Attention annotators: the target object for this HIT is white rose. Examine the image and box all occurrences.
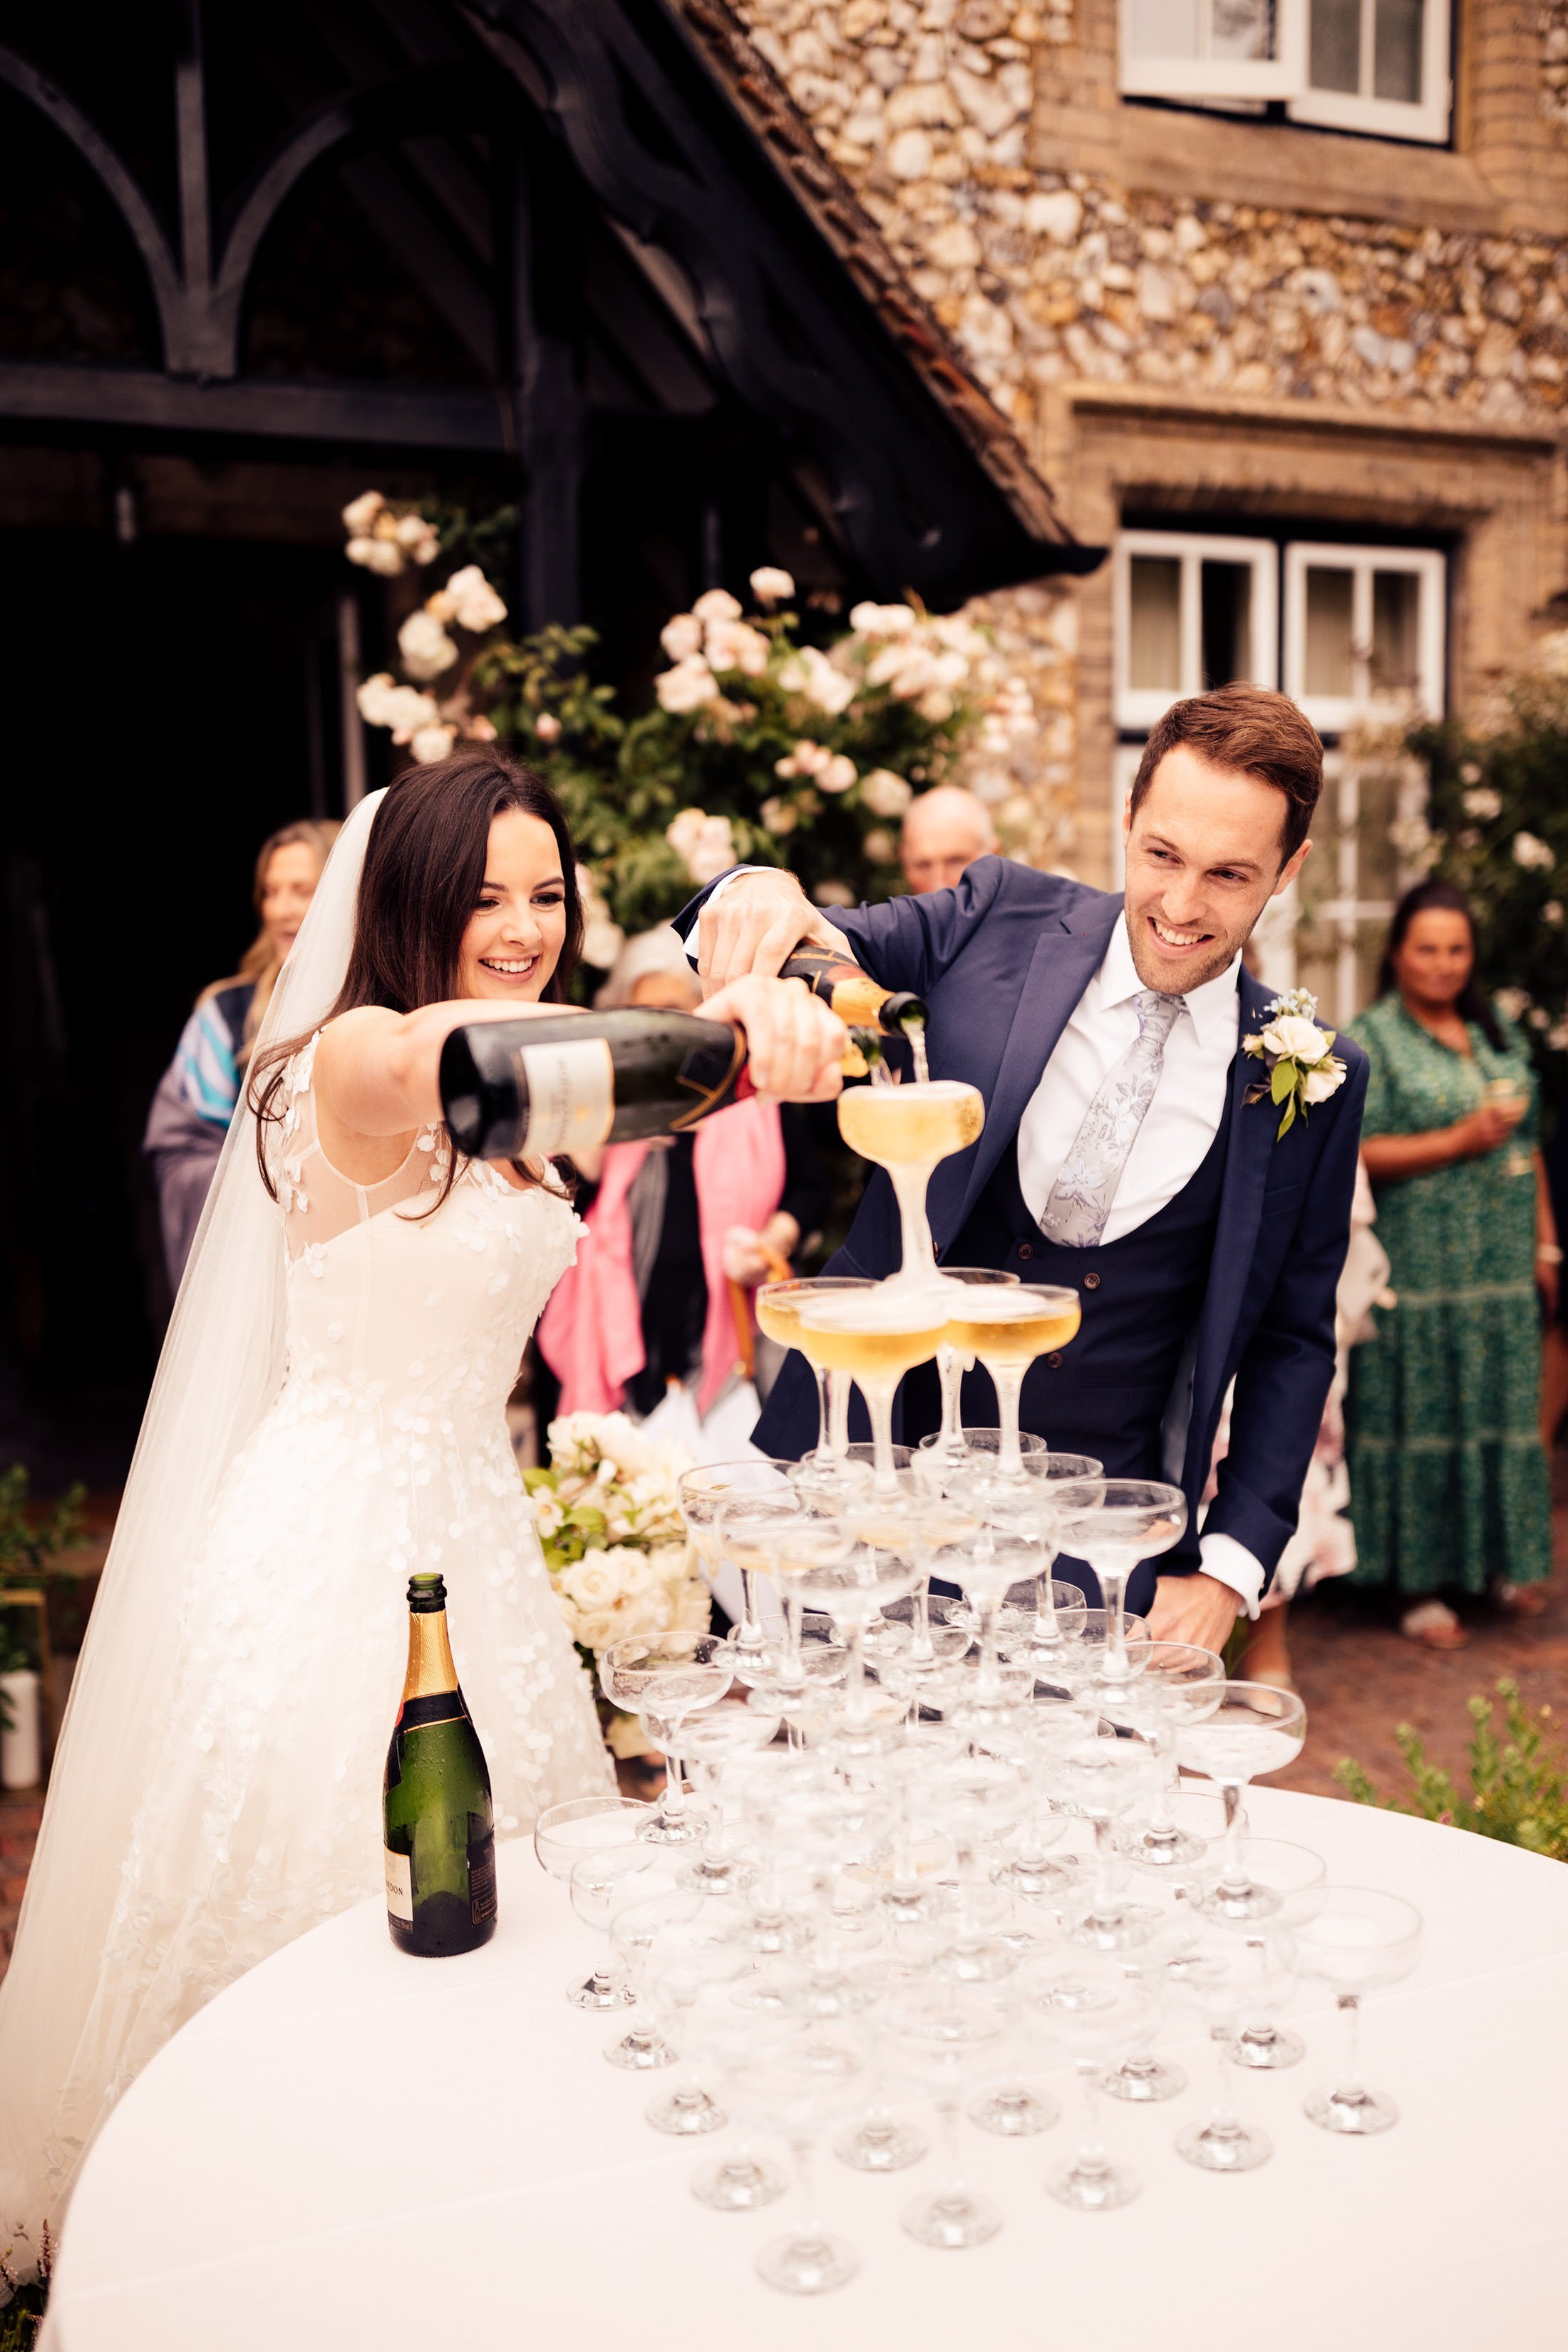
[692,587,743,624]
[341,490,384,536]
[669,1575,713,1633]
[790,646,857,716]
[859,768,912,817]
[656,655,719,713]
[560,1549,627,1612]
[760,795,798,835]
[660,612,703,661]
[1461,787,1502,820]
[1514,831,1557,872]
[820,754,857,795]
[397,609,458,681]
[749,566,795,605]
[582,917,625,969]
[535,711,561,743]
[1260,1014,1330,1063]
[705,619,770,676]
[1301,1059,1346,1104]
[569,1607,621,1654]
[411,723,457,763]
[532,1493,564,1537]
[346,534,403,577]
[849,601,916,637]
[666,808,736,884]
[429,564,507,633]
[356,677,439,742]
[813,880,855,907]
[864,828,896,863]
[1543,902,1564,927]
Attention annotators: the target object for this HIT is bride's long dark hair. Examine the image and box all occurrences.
[252,751,584,1200]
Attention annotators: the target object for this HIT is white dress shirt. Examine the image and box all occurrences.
[687,886,1264,1611]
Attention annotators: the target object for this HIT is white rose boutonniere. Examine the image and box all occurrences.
[1242,988,1348,1139]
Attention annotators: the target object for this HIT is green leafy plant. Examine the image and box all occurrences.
[0,2221,53,2351]
[0,1468,83,1589]
[1335,1678,1568,1860]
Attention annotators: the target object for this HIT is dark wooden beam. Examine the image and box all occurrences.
[0,365,510,451]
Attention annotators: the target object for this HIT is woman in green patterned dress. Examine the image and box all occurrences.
[1346,881,1559,1646]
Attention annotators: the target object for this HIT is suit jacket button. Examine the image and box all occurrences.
[1083,1271,1100,1290]
[1016,1242,1033,1261]
[1046,1351,1063,1369]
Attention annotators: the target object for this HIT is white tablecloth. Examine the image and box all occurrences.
[45,1788,1568,2352]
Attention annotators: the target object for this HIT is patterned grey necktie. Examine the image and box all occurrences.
[1038,991,1184,1247]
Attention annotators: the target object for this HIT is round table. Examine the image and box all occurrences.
[43,1788,1568,2352]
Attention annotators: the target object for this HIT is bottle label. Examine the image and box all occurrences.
[518,1037,615,1158]
[468,1827,498,1927]
[384,1846,413,1924]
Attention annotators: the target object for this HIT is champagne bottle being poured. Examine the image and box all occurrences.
[383,1572,497,1956]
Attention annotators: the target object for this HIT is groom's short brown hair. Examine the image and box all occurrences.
[1130,684,1324,865]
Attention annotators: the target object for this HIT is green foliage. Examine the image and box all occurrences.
[1405,657,1568,1109]
[0,1468,83,1588]
[1334,1678,1568,1860]
[0,2222,52,2351]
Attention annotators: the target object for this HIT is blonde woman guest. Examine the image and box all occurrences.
[143,820,339,1284]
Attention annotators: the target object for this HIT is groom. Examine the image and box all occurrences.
[681,683,1368,1654]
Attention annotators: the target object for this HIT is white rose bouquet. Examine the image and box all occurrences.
[1242,989,1348,1139]
[523,1413,709,1753]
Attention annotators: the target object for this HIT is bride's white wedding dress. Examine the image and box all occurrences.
[0,1023,611,2241]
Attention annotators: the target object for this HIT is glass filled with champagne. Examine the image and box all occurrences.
[755,1275,877,1463]
[797,1288,951,1492]
[837,1078,984,1291]
[383,1572,497,1956]
[940,1285,1082,1475]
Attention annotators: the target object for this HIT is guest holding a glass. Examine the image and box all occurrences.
[1346,880,1557,1647]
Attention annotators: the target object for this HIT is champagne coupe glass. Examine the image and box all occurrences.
[1097,1642,1225,1872]
[569,1847,677,2070]
[734,2023,872,2294]
[921,1750,1032,1982]
[626,1891,751,2136]
[679,1458,793,1656]
[717,1492,852,1731]
[1053,1735,1164,1953]
[1228,1926,1307,2072]
[938,1286,1082,1474]
[533,1795,656,2006]
[1174,1682,1308,1923]
[1050,1479,1187,1682]
[1294,1887,1423,2135]
[1014,1451,1103,1656]
[1059,1607,1152,1689]
[1023,1948,1153,2212]
[916,1487,1033,1695]
[600,1630,733,1846]
[684,1983,793,2211]
[757,1276,877,1465]
[788,1517,924,1728]
[880,1982,1012,2249]
[922,1267,1020,1463]
[989,1680,1089,1903]
[1170,1931,1278,2174]
[1098,1956,1184,2105]
[676,1699,784,1894]
[836,1076,985,1294]
[797,1288,951,1492]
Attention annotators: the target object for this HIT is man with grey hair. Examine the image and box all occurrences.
[899,785,999,894]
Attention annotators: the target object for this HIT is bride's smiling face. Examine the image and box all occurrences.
[456,809,569,1000]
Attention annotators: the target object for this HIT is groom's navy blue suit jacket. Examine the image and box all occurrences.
[680,859,1368,1595]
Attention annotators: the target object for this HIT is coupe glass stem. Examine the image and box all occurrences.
[789,2135,827,2257]
[1335,1993,1365,2100]
[981,1357,1025,1473]
[888,1160,939,1287]
[936,1345,963,1453]
[1098,1560,1130,1676]
[1076,2061,1105,2177]
[1032,1545,1061,1644]
[909,1579,936,1668]
[1090,1817,1118,1924]
[778,1593,808,1747]
[860,1375,901,1492]
[842,1620,870,1721]
[736,1566,764,1654]
[1219,1778,1249,1891]
[936,2095,964,2202]
[1209,2025,1239,2134]
[828,1371,850,1458]
[811,1363,834,1466]
[1143,1723,1180,1837]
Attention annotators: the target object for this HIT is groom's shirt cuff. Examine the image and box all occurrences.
[678,867,769,964]
[1197,1532,1265,1619]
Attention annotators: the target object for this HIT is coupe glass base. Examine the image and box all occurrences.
[756,2230,860,2294]
[1120,1826,1208,1870]
[646,2086,727,2135]
[1231,2026,1304,2070]
[637,1812,707,1848]
[602,2029,676,2071]
[899,2186,1004,2249]
[968,2086,1058,2137]
[691,2152,788,2211]
[1100,2056,1185,2104]
[993,1855,1080,1901]
[1046,2155,1140,2212]
[676,1857,754,1897]
[1190,1877,1281,1925]
[1177,2118,1272,2172]
[566,1972,634,2011]
[1305,2084,1400,2135]
[1062,1902,1162,1954]
[834,2116,927,2172]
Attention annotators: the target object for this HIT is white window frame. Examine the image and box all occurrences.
[1113,529,1279,733]
[1282,543,1445,737]
[1120,0,1306,100]
[1121,0,1450,145]
[1288,0,1451,145]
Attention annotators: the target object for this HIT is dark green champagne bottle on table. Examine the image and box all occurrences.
[383,1573,497,1956]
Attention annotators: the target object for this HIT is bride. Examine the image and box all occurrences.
[0,751,845,2244]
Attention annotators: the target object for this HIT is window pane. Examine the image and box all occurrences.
[1212,0,1276,62]
[1128,557,1182,693]
[1373,0,1423,103]
[1370,570,1421,698]
[1309,0,1361,91]
[1304,567,1355,698]
[1200,560,1254,688]
[1126,0,1200,58]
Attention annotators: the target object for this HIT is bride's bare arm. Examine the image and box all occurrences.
[312,978,848,1151]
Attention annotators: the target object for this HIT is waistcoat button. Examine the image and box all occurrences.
[1083,1271,1100,1290]
[1046,1351,1063,1369]
[1016,1241,1033,1260]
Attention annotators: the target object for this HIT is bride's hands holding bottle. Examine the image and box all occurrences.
[699,974,845,1103]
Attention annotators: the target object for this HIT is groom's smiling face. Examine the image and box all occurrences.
[1122,745,1312,997]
